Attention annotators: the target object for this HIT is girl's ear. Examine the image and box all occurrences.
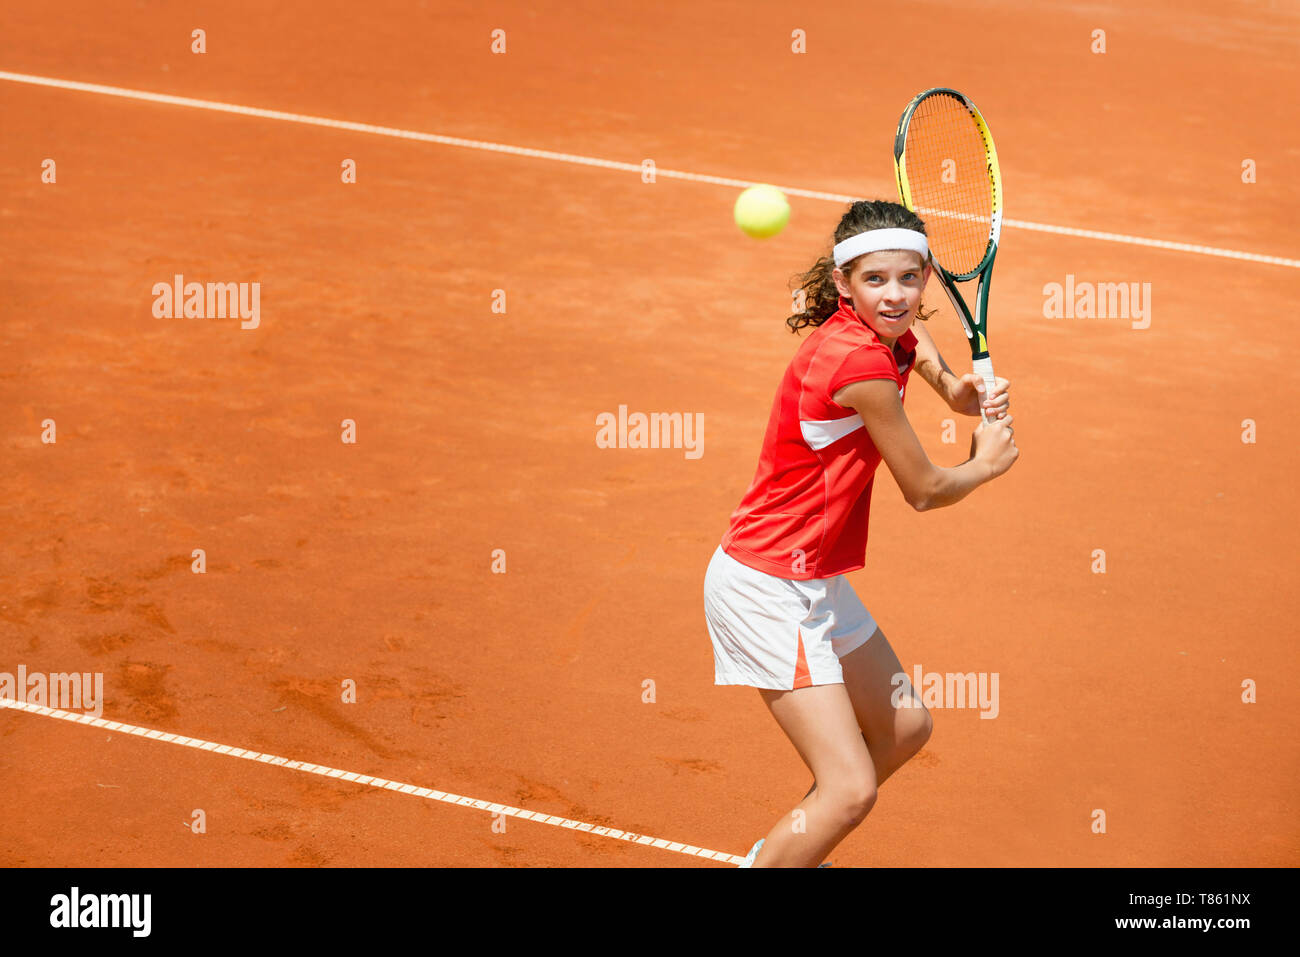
[831,266,851,297]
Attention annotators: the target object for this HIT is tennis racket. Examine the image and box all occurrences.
[893,87,1004,425]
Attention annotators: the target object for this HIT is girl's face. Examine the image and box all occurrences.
[832,250,931,342]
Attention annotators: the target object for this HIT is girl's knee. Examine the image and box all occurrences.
[824,778,877,826]
[913,707,933,747]
[879,708,932,774]
[844,784,878,825]
[901,706,933,755]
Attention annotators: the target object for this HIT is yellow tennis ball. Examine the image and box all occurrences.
[734,184,790,239]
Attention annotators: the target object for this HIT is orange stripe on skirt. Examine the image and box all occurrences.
[792,628,812,689]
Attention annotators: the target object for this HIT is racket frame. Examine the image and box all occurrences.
[893,87,1004,422]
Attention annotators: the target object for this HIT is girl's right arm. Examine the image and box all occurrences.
[832,378,1018,512]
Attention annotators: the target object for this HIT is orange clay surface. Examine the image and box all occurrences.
[1,0,1297,866]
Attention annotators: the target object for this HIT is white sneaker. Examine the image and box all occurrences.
[739,838,832,867]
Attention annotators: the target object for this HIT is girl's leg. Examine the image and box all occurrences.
[749,682,878,868]
[840,626,932,786]
[800,628,933,800]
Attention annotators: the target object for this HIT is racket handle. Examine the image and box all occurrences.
[972,355,998,425]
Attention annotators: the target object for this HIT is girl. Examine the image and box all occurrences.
[703,200,1018,868]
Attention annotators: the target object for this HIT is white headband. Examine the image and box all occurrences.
[833,228,929,268]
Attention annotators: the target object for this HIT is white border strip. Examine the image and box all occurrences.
[1,69,1296,269]
[0,696,743,865]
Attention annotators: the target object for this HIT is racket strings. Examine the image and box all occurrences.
[904,94,994,276]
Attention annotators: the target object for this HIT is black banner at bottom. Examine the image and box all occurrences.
[0,866,1284,943]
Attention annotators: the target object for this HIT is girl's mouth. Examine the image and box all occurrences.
[879,310,908,320]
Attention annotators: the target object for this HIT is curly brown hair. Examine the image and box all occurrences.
[786,200,936,334]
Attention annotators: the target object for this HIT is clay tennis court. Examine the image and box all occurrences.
[2,0,1296,868]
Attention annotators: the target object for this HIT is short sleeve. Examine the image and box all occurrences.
[827,344,898,400]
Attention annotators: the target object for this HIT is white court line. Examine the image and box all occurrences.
[0,697,743,866]
[2,69,1297,270]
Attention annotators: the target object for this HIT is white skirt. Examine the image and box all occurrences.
[703,545,878,690]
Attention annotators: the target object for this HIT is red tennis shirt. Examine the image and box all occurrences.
[720,297,919,580]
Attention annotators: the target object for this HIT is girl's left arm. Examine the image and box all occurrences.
[911,320,959,403]
[911,320,1010,419]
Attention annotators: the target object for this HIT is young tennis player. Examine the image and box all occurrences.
[704,200,1018,868]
